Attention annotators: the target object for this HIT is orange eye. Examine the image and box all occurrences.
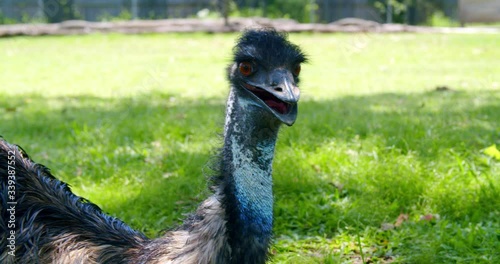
[239,62,253,76]
[293,64,301,76]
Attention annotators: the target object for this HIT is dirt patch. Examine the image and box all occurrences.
[1,17,499,37]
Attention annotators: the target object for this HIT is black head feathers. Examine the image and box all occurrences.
[233,28,307,70]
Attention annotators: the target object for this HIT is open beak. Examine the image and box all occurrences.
[241,69,300,126]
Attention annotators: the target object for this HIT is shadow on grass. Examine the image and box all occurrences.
[0,89,499,236]
[294,90,500,158]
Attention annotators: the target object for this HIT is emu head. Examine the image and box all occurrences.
[228,28,307,126]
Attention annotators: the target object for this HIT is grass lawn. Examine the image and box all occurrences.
[1,32,499,263]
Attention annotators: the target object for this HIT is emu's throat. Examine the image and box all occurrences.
[221,88,281,260]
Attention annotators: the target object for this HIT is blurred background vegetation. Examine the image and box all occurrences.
[0,0,482,27]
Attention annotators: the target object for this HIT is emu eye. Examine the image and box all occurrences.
[239,62,253,76]
[293,64,301,76]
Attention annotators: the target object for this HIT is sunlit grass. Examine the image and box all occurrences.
[1,32,499,263]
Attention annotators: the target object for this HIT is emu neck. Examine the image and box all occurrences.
[221,88,280,262]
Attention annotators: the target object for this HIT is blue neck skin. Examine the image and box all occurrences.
[220,88,281,262]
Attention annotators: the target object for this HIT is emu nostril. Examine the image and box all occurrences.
[274,87,283,92]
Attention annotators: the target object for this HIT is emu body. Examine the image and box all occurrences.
[0,29,306,264]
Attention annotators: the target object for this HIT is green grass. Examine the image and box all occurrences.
[1,32,499,263]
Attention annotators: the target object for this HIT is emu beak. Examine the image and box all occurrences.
[242,69,300,126]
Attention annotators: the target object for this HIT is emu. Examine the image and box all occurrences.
[0,28,306,264]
